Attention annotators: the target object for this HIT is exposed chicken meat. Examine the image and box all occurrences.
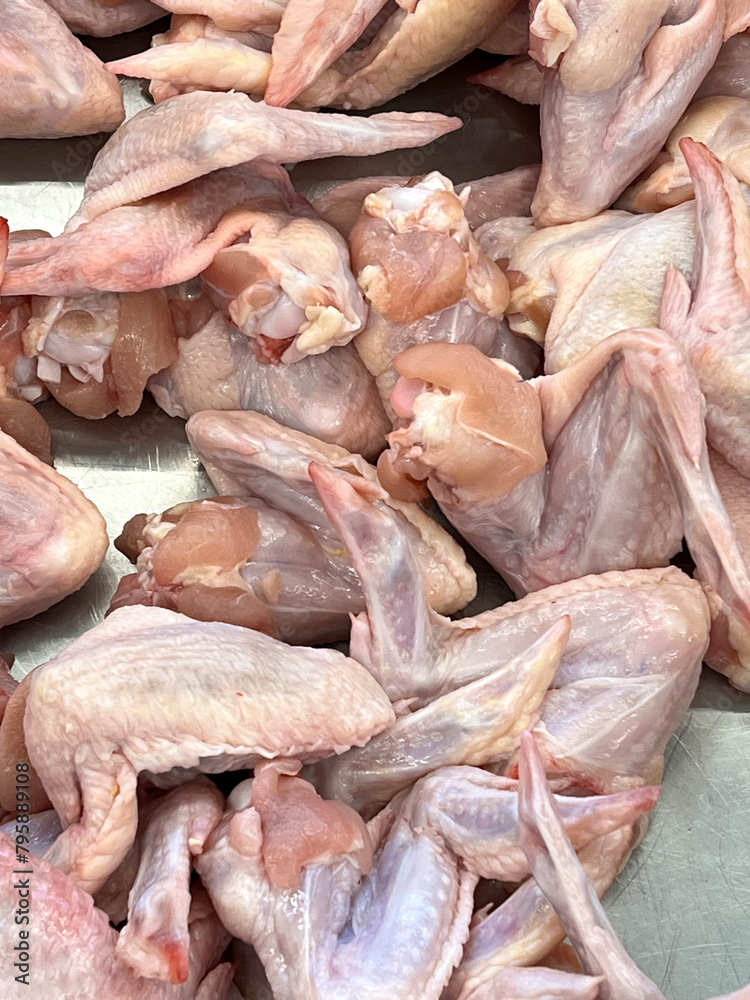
[311,165,540,240]
[310,463,707,793]
[24,605,394,893]
[201,209,367,364]
[2,164,303,298]
[149,312,390,459]
[184,408,476,615]
[0,0,124,139]
[381,336,750,688]
[197,763,656,1000]
[530,0,726,225]
[0,395,52,464]
[0,427,108,629]
[619,97,750,212]
[24,289,178,418]
[349,172,510,419]
[0,832,231,1000]
[45,0,167,36]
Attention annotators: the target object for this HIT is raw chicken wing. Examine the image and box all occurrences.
[1,0,124,139]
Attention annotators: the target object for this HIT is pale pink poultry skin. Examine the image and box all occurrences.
[506,198,701,370]
[618,96,750,213]
[196,763,656,1000]
[530,0,726,225]
[45,0,166,36]
[70,91,461,226]
[113,409,474,641]
[2,164,304,298]
[447,823,642,999]
[155,0,288,32]
[0,0,124,139]
[310,0,520,110]
[310,464,708,795]
[264,0,389,108]
[470,55,545,106]
[516,731,750,1000]
[24,605,394,895]
[0,832,231,1000]
[143,14,275,104]
[518,732,666,1000]
[659,138,750,479]
[116,781,225,985]
[0,427,108,628]
[149,312,391,460]
[381,336,750,689]
[349,173,510,420]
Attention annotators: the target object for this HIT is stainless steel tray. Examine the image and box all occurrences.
[1,21,748,997]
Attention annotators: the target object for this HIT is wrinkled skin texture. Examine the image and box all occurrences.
[350,173,510,420]
[2,163,305,298]
[117,409,477,642]
[382,335,750,688]
[506,198,702,369]
[264,0,389,108]
[45,0,166,36]
[116,781,225,984]
[0,427,108,628]
[619,96,750,212]
[69,91,461,226]
[24,289,178,418]
[0,0,124,138]
[326,0,520,110]
[659,139,750,479]
[149,311,391,460]
[201,208,367,364]
[197,765,655,1000]
[530,0,725,225]
[197,775,476,1000]
[310,463,708,793]
[24,605,394,894]
[0,832,231,1000]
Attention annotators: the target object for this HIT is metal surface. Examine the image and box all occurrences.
[0,25,748,999]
